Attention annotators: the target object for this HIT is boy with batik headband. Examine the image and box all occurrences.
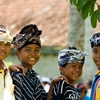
[11,24,67,100]
[0,25,15,100]
[11,24,57,100]
[90,32,100,100]
[51,46,87,100]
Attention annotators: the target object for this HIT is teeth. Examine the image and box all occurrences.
[29,58,35,60]
[75,74,78,76]
[96,60,100,64]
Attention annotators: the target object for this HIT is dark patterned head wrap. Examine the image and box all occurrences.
[58,46,87,67]
[12,24,42,50]
[90,32,100,48]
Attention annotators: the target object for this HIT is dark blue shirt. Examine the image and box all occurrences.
[11,68,47,100]
[51,80,80,100]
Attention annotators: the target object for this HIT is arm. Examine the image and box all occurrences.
[9,64,26,76]
[11,72,23,100]
[47,75,68,100]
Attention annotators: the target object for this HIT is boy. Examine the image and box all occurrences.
[0,25,15,100]
[90,32,100,100]
[11,24,65,100]
[51,46,87,100]
[11,24,47,100]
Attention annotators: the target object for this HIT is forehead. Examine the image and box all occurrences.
[66,63,83,67]
[0,41,10,44]
[23,44,40,49]
[93,46,100,50]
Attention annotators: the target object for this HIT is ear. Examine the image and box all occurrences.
[59,67,64,75]
[14,50,19,57]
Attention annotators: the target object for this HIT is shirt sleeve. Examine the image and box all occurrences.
[11,72,24,100]
[51,83,58,100]
[35,77,47,100]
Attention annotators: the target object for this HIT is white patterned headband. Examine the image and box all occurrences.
[0,26,12,43]
[90,32,100,48]
[58,47,87,67]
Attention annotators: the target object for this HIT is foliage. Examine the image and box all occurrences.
[69,0,100,28]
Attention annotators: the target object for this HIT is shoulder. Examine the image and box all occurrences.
[11,70,24,80]
[53,80,70,91]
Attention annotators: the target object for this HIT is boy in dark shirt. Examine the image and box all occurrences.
[51,46,87,100]
[11,24,47,100]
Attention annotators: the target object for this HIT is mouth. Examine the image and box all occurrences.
[95,59,100,64]
[29,58,36,61]
[0,52,6,55]
[73,73,80,78]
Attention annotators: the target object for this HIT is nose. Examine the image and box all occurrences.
[75,66,82,72]
[96,52,100,58]
[31,51,36,55]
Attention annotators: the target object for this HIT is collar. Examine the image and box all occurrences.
[26,68,37,76]
[96,70,100,75]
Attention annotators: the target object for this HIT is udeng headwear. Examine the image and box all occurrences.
[0,25,12,43]
[58,47,87,67]
[12,24,42,50]
[90,32,100,48]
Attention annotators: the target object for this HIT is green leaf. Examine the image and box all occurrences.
[70,0,73,4]
[91,10,99,28]
[97,9,100,22]
[70,0,77,5]
[89,1,95,15]
[77,0,84,12]
[98,5,100,9]
[81,1,92,19]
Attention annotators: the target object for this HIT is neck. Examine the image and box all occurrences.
[21,63,32,70]
[0,60,5,70]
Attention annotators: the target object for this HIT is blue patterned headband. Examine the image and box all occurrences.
[58,47,87,67]
[90,32,100,48]
[12,24,42,50]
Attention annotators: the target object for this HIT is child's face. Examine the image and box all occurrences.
[0,42,11,60]
[15,44,40,70]
[92,46,100,69]
[60,63,83,84]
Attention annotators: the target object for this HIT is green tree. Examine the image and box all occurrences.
[69,0,100,28]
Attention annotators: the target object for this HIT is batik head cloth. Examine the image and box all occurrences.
[12,24,42,50]
[90,32,100,48]
[58,47,87,67]
[0,25,12,43]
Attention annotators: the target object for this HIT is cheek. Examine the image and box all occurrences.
[37,53,40,58]
[63,68,70,75]
[6,48,11,54]
[92,54,96,61]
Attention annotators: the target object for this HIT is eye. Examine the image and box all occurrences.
[78,66,83,70]
[5,42,11,46]
[35,49,40,53]
[92,50,98,54]
[25,48,31,52]
[71,64,76,69]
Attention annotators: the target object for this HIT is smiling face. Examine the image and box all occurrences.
[92,46,100,69]
[15,44,41,70]
[59,63,83,85]
[0,42,11,60]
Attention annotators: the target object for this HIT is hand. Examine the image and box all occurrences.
[51,75,69,85]
[9,64,26,76]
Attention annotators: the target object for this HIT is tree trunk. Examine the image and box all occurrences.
[68,4,96,81]
[68,4,85,51]
[83,17,96,81]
